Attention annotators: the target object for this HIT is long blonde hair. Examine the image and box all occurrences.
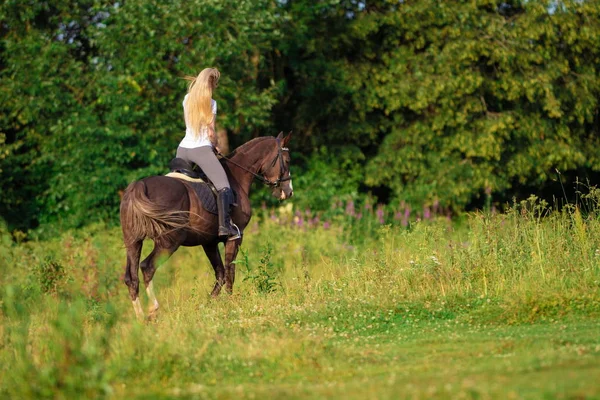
[184,68,220,139]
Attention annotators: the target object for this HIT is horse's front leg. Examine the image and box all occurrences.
[203,243,226,297]
[224,238,242,294]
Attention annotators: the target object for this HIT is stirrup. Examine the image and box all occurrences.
[219,223,241,241]
[228,223,241,241]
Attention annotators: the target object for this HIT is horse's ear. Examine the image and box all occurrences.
[276,131,284,140]
[283,131,292,146]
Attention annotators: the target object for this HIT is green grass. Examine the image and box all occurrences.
[1,199,600,399]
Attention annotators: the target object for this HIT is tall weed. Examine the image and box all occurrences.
[0,193,600,397]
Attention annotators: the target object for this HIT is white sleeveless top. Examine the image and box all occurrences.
[178,94,217,149]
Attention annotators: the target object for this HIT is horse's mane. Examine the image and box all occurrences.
[227,136,274,158]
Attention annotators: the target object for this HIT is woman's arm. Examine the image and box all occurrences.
[209,118,219,150]
[209,99,219,149]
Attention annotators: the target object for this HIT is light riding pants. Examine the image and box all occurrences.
[176,146,230,190]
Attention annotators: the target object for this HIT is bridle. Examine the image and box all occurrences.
[265,138,292,187]
[219,138,291,188]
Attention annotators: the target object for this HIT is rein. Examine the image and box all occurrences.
[219,138,290,187]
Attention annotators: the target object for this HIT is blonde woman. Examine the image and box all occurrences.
[176,67,240,240]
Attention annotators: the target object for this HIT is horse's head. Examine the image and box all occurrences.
[261,132,293,200]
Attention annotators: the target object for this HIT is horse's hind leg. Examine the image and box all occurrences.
[123,240,144,320]
[141,240,179,317]
[202,243,226,297]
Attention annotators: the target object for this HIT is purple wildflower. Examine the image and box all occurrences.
[423,206,431,220]
[402,207,410,227]
[376,204,385,224]
[345,200,355,216]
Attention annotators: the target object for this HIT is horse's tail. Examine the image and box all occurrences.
[120,180,191,246]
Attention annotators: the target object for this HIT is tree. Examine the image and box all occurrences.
[0,0,286,232]
[281,0,600,211]
[3,0,600,233]
[0,0,103,231]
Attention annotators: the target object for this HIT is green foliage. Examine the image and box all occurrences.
[293,146,365,212]
[282,0,600,211]
[34,257,67,295]
[4,0,600,234]
[1,292,117,399]
[241,243,281,294]
[1,206,600,397]
[0,0,285,232]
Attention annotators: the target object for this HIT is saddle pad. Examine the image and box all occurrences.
[187,181,218,215]
[165,172,205,183]
[165,173,218,215]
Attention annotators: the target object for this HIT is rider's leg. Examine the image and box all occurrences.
[176,146,240,240]
[216,186,240,239]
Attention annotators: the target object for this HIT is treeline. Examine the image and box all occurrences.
[2,0,600,234]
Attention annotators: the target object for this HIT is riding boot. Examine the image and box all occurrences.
[217,187,241,240]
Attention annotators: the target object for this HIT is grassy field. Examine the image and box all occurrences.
[1,198,600,399]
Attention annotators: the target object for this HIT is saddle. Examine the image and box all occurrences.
[166,158,236,215]
[169,158,204,180]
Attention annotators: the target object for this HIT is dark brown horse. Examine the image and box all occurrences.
[120,133,293,319]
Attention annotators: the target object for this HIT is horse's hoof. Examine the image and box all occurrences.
[148,303,159,318]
